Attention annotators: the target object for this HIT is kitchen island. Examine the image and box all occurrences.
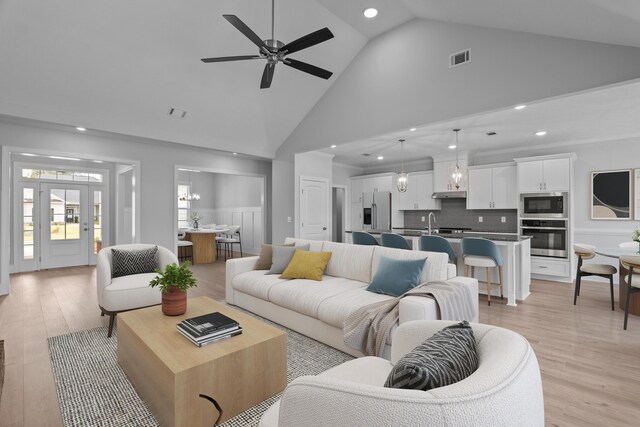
[345,230,531,307]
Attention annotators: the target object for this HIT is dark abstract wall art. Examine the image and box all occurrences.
[591,169,631,220]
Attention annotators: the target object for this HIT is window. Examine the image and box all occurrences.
[23,188,34,260]
[50,189,80,240]
[177,184,190,228]
[21,168,103,183]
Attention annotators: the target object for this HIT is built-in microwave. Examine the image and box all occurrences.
[520,192,568,218]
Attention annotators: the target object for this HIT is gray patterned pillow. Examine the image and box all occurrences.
[111,246,159,278]
[384,321,478,391]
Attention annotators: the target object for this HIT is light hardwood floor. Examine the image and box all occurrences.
[1,258,639,426]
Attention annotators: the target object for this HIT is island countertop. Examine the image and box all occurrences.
[345,230,531,243]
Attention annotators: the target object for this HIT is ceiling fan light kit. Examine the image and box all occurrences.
[201,0,334,89]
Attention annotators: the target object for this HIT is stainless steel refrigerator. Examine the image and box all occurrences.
[362,191,392,232]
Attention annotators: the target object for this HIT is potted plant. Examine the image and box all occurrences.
[149,261,197,315]
[95,237,102,253]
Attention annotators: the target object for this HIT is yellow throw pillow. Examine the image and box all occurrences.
[280,250,332,281]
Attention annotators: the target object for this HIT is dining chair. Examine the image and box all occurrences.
[217,225,242,260]
[573,244,616,310]
[621,255,640,330]
[419,235,457,263]
[461,237,503,306]
[177,230,193,263]
[619,241,638,249]
[573,243,618,310]
[352,231,379,246]
[380,232,411,250]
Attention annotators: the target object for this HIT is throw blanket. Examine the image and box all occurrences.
[343,281,476,357]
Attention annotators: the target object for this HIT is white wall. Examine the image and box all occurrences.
[332,163,363,187]
[0,118,272,294]
[178,171,263,211]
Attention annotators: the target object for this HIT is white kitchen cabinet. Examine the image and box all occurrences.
[434,159,468,192]
[350,202,363,231]
[350,178,363,203]
[396,172,441,210]
[467,165,517,210]
[517,158,570,192]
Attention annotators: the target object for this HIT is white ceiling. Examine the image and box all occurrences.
[323,80,640,168]
[2,0,640,159]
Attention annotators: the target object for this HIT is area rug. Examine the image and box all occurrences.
[48,317,353,427]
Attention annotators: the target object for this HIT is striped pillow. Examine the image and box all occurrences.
[384,321,478,391]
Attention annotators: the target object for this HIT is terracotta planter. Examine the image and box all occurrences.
[162,286,187,316]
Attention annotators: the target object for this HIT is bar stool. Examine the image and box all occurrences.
[177,230,193,263]
[380,232,411,250]
[352,231,379,246]
[419,235,457,263]
[621,255,640,330]
[461,237,503,306]
[573,244,616,310]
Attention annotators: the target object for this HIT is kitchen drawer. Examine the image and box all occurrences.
[531,257,570,277]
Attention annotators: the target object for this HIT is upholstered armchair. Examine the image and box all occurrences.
[260,320,544,427]
[96,244,178,337]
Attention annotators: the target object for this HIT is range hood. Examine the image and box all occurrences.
[431,191,467,199]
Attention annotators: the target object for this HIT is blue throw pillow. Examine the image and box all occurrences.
[366,255,427,297]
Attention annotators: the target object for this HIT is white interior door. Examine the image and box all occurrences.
[300,177,329,241]
[40,183,89,268]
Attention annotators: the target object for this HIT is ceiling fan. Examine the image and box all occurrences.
[201,0,334,89]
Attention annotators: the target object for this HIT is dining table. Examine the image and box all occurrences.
[184,228,229,264]
[595,246,640,315]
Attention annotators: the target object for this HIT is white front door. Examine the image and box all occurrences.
[40,183,89,268]
[300,177,329,241]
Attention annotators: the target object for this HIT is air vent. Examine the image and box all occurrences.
[449,49,470,68]
[362,153,371,157]
[168,108,187,118]
[487,132,497,136]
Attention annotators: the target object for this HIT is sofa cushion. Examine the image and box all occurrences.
[267,244,310,274]
[384,321,478,391]
[111,246,159,278]
[280,250,332,281]
[284,237,324,252]
[321,241,375,283]
[101,273,161,311]
[267,276,365,319]
[372,247,449,283]
[232,270,290,300]
[317,287,394,329]
[366,255,427,297]
[255,243,295,270]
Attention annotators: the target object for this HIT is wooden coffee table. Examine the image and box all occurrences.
[117,297,287,426]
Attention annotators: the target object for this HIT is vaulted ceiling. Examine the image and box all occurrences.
[2,0,640,160]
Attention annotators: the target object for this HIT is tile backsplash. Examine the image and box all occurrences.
[403,199,517,232]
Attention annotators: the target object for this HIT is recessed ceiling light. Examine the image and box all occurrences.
[514,105,526,110]
[535,131,547,136]
[363,8,378,18]
[233,152,238,155]
[330,145,337,148]
[76,127,86,132]
[49,155,81,161]
[178,168,201,172]
[409,128,417,132]
[92,160,104,163]
[21,153,37,157]
[377,156,384,160]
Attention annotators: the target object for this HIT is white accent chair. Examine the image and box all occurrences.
[216,225,242,260]
[96,244,178,337]
[260,320,544,427]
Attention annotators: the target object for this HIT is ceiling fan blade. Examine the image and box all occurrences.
[260,63,275,89]
[223,14,269,53]
[284,58,333,80]
[280,27,334,55]
[201,55,261,63]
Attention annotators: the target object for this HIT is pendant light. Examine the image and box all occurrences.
[452,129,463,189]
[397,139,408,193]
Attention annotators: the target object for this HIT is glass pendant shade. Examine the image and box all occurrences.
[397,171,408,193]
[396,139,408,193]
[452,129,463,189]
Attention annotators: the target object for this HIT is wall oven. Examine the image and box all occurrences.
[520,192,568,218]
[520,219,568,258]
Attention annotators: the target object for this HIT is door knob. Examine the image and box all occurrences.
[323,227,327,230]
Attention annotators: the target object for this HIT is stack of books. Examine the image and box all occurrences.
[177,311,242,347]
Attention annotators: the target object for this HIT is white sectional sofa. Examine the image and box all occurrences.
[225,238,479,358]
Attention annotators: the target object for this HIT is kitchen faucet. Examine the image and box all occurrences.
[428,212,436,235]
